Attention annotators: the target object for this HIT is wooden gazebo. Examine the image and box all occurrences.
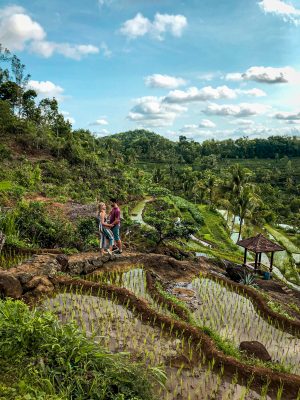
[237,233,284,272]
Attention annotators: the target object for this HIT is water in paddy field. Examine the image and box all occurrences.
[277,224,300,234]
[129,197,153,228]
[42,291,273,400]
[87,267,175,318]
[217,209,300,290]
[182,277,300,374]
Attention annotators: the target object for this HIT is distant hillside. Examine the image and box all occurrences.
[100,130,300,164]
[99,130,178,163]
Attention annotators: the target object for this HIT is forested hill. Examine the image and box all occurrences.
[0,47,299,228]
[100,130,300,164]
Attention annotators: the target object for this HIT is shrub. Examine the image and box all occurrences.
[14,201,77,248]
[0,144,12,160]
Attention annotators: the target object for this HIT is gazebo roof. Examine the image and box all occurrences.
[237,233,284,253]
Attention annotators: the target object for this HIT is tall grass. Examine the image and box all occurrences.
[0,299,162,400]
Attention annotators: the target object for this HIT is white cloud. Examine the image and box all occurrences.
[0,6,45,50]
[30,41,99,60]
[145,74,186,89]
[120,13,187,40]
[93,128,110,136]
[186,124,300,141]
[61,111,75,125]
[179,120,216,134]
[198,72,222,81]
[199,119,216,128]
[120,13,152,39]
[259,0,300,24]
[164,85,237,103]
[225,72,243,81]
[237,88,267,97]
[152,13,187,39]
[180,124,198,131]
[179,124,213,137]
[128,96,187,127]
[89,118,109,126]
[229,119,255,126]
[163,85,265,104]
[0,5,99,60]
[27,80,64,98]
[203,102,269,118]
[274,110,300,120]
[226,66,300,84]
[233,124,300,138]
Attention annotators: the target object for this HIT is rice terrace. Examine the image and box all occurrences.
[1,0,300,399]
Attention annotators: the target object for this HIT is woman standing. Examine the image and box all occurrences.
[98,202,114,256]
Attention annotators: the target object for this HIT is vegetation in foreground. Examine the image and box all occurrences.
[0,299,162,400]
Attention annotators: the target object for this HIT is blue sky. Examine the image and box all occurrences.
[0,0,300,141]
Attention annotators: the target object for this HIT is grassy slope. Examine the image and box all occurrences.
[265,225,300,254]
[158,195,243,263]
[193,205,243,263]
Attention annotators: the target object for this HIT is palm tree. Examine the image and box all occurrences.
[236,185,261,242]
[222,164,252,233]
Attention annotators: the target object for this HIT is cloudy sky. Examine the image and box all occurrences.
[1,0,300,141]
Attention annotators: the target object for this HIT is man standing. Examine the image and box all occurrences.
[109,198,122,254]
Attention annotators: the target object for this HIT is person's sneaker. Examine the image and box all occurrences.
[115,249,123,254]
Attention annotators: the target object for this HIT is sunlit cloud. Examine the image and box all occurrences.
[27,80,64,98]
[203,102,269,118]
[128,96,187,127]
[0,5,99,59]
[145,74,187,89]
[226,66,300,84]
[120,13,187,40]
[258,0,300,25]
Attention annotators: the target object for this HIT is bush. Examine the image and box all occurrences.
[76,217,99,250]
[0,181,25,206]
[0,144,12,160]
[13,201,77,248]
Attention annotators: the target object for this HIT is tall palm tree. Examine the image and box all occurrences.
[221,164,252,233]
[236,184,261,242]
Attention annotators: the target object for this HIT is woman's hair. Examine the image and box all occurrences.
[98,202,106,212]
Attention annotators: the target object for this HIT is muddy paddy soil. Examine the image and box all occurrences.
[42,291,271,400]
[8,250,300,399]
[87,262,300,374]
[167,277,300,375]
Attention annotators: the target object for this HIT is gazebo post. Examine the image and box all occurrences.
[270,252,274,273]
[243,248,247,265]
[258,252,262,267]
[254,252,258,271]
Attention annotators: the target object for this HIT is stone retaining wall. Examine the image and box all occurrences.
[0,252,118,299]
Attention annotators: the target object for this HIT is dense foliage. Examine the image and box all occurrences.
[100,130,300,163]
[142,198,197,246]
[0,45,299,251]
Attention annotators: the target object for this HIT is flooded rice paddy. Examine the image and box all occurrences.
[173,277,300,375]
[89,267,300,376]
[87,267,175,318]
[42,290,273,400]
